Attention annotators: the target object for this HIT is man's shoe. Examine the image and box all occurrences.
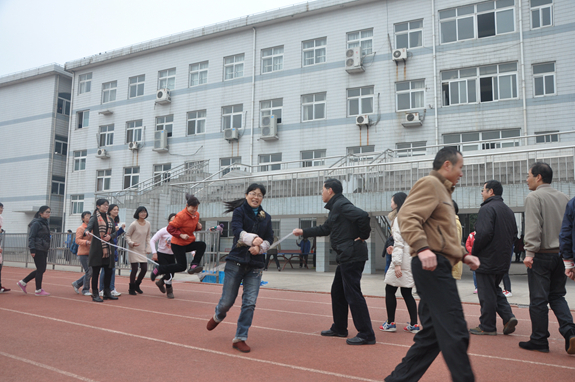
[92,294,103,303]
[346,336,376,345]
[320,329,347,337]
[71,282,79,294]
[233,341,251,353]
[187,264,203,274]
[503,317,518,335]
[379,321,397,332]
[519,341,549,353]
[566,335,575,354]
[469,326,497,336]
[207,315,221,331]
[156,278,166,293]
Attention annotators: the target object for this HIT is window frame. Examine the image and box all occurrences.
[302,37,327,67]
[158,68,176,90]
[73,150,87,172]
[535,130,559,144]
[77,110,89,129]
[530,0,553,29]
[123,166,140,189]
[258,153,282,172]
[98,124,114,147]
[396,80,425,111]
[187,110,207,135]
[54,135,68,156]
[301,149,326,167]
[224,54,245,81]
[128,74,145,98]
[396,141,427,157]
[57,93,71,115]
[153,163,172,185]
[78,73,92,94]
[189,61,208,87]
[347,145,375,163]
[394,20,423,50]
[101,81,117,104]
[51,175,65,195]
[126,120,143,143]
[260,99,283,126]
[347,86,375,116]
[301,92,327,122]
[156,115,173,137]
[96,169,112,191]
[347,29,374,56]
[533,62,556,97]
[71,194,84,215]
[261,46,284,74]
[222,105,243,131]
[220,157,241,175]
[443,129,521,152]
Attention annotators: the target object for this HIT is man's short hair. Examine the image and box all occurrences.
[324,178,343,194]
[433,147,462,171]
[484,180,503,196]
[530,162,553,184]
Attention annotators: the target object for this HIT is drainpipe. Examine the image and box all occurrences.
[431,0,439,147]
[48,74,60,229]
[518,0,528,145]
[250,27,257,170]
[62,70,76,232]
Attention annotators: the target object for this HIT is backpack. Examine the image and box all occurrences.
[70,241,79,255]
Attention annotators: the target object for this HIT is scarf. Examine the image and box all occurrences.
[387,209,398,228]
[96,210,113,258]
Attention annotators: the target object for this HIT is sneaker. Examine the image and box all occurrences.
[99,290,104,297]
[82,290,92,296]
[16,280,27,294]
[473,289,478,294]
[379,321,397,332]
[111,290,121,297]
[404,324,421,333]
[0,286,10,293]
[187,264,204,274]
[233,340,251,353]
[71,282,79,294]
[503,290,513,297]
[34,289,50,297]
[469,326,497,336]
[503,317,518,335]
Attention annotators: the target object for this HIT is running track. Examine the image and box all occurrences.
[0,266,573,381]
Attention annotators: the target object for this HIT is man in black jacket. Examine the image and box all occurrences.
[469,180,518,336]
[293,179,375,345]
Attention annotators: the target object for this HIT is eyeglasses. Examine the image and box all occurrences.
[248,192,264,198]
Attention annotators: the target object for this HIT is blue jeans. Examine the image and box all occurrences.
[385,253,392,274]
[99,266,116,291]
[215,261,263,341]
[74,255,92,292]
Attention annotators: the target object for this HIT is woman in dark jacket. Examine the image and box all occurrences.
[17,206,51,296]
[206,183,274,353]
[85,199,120,302]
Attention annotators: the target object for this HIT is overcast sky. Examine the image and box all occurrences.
[0,0,303,76]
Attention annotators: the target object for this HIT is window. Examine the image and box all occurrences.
[156,115,173,137]
[71,195,84,215]
[73,150,87,171]
[51,176,65,195]
[299,218,317,230]
[442,63,517,106]
[153,164,171,184]
[78,73,92,94]
[531,0,553,29]
[222,105,243,130]
[77,110,89,129]
[224,54,244,80]
[301,149,326,167]
[443,129,520,151]
[187,110,206,135]
[302,93,326,121]
[126,120,143,143]
[259,153,282,172]
[533,62,555,97]
[535,131,559,143]
[260,99,282,125]
[440,0,515,44]
[158,69,176,89]
[54,135,68,156]
[129,75,145,98]
[395,20,423,49]
[96,169,112,191]
[101,81,117,103]
[396,141,427,157]
[217,221,230,237]
[190,61,208,86]
[396,80,425,111]
[347,29,373,56]
[271,221,281,236]
[347,145,375,162]
[261,46,284,73]
[98,125,114,147]
[57,93,71,115]
[302,38,326,66]
[123,167,140,189]
[220,157,241,175]
[347,86,374,116]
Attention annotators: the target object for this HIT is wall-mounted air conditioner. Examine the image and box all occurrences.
[392,48,407,62]
[224,128,239,141]
[156,88,171,104]
[96,148,109,158]
[153,130,169,152]
[345,47,364,74]
[356,115,370,127]
[402,112,422,127]
[128,141,140,150]
[261,115,278,140]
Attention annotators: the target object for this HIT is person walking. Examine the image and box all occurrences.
[98,204,124,297]
[385,147,480,382]
[125,206,151,295]
[380,192,420,334]
[206,184,274,353]
[468,180,518,336]
[521,162,575,354]
[17,206,52,296]
[71,211,93,296]
[0,202,10,293]
[150,213,177,299]
[293,178,375,346]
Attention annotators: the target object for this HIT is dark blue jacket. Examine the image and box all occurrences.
[559,196,575,261]
[28,217,51,253]
[227,201,274,268]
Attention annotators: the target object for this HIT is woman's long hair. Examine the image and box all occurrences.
[108,204,120,223]
[392,192,408,213]
[223,183,267,214]
[94,199,109,215]
[33,205,50,219]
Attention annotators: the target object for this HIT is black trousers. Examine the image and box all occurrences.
[23,250,48,290]
[92,266,112,295]
[475,272,514,332]
[330,260,375,341]
[385,284,418,325]
[157,252,175,282]
[527,253,575,345]
[265,252,280,269]
[386,255,474,382]
[158,241,206,275]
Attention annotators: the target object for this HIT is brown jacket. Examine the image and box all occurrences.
[75,223,90,256]
[398,170,466,266]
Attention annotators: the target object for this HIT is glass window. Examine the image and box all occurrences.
[71,195,84,215]
[222,105,243,130]
[302,93,326,121]
[347,86,374,116]
[220,157,241,175]
[443,129,520,151]
[77,110,89,129]
[347,29,373,56]
[396,141,427,157]
[124,167,140,189]
[187,110,206,135]
[73,150,87,171]
[396,80,425,111]
[259,153,282,172]
[190,61,208,86]
[101,81,117,104]
[57,93,71,115]
[96,169,112,191]
[261,46,284,73]
[260,99,283,125]
[153,164,172,185]
[156,115,173,137]
[535,131,559,143]
[224,54,244,80]
[301,149,326,167]
[98,125,114,147]
[302,38,326,66]
[54,135,68,156]
[531,0,553,29]
[129,75,145,98]
[78,73,92,94]
[158,68,176,89]
[395,20,423,49]
[126,120,143,142]
[533,62,555,96]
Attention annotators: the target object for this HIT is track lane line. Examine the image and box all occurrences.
[0,351,98,382]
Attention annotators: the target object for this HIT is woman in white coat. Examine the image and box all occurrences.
[380,192,420,334]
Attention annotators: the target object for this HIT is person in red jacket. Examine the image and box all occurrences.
[150,194,206,282]
[466,230,477,293]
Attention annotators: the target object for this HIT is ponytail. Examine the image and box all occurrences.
[34,205,50,219]
[185,193,200,207]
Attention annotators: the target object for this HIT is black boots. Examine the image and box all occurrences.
[92,293,103,302]
[103,289,118,300]
[134,280,144,294]
[128,283,137,295]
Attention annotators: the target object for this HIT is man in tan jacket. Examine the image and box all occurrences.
[385,147,480,382]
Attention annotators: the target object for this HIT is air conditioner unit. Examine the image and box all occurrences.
[402,112,423,127]
[261,115,278,140]
[96,148,109,158]
[153,130,169,152]
[392,48,407,62]
[345,47,364,74]
[155,88,171,104]
[356,114,370,127]
[224,128,239,141]
[128,141,140,150]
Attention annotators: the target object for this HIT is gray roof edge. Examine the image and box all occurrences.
[65,0,373,71]
[0,63,72,88]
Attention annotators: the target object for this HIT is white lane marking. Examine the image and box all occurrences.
[0,307,380,382]
[0,351,99,381]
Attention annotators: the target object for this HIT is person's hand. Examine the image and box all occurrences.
[354,237,364,242]
[387,246,394,254]
[196,222,202,230]
[249,246,260,255]
[566,268,575,281]
[31,252,35,258]
[121,223,126,229]
[86,240,91,245]
[524,256,534,269]
[293,229,303,236]
[418,249,437,271]
[253,237,263,246]
[133,243,140,247]
[152,253,158,261]
[463,255,480,271]
[180,234,190,240]
[103,234,111,241]
[394,265,402,279]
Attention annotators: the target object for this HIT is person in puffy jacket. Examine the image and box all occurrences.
[17,206,51,296]
[150,213,177,298]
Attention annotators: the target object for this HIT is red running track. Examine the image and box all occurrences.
[0,266,573,382]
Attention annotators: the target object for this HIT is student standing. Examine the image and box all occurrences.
[98,204,124,297]
[71,211,93,296]
[125,206,151,295]
[150,213,177,299]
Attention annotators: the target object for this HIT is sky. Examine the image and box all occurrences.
[0,0,304,77]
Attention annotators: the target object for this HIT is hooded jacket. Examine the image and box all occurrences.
[28,217,51,253]
[167,207,200,246]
